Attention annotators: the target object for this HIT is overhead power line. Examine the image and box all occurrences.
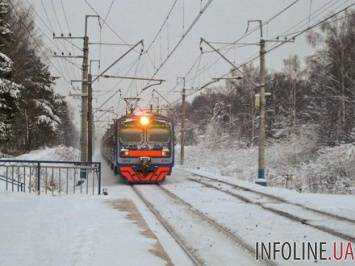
[29,0,82,53]
[103,0,116,22]
[50,0,64,33]
[60,0,71,34]
[171,0,303,95]
[8,1,72,85]
[146,0,179,52]
[84,0,128,44]
[138,0,215,95]
[184,0,351,90]
[181,2,355,103]
[93,57,142,116]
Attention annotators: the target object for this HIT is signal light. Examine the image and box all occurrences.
[139,116,150,126]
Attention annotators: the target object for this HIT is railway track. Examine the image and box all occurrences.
[187,172,355,243]
[132,184,272,266]
[132,185,203,266]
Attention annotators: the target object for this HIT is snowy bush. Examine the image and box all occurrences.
[294,144,354,194]
[183,124,354,194]
[0,52,13,75]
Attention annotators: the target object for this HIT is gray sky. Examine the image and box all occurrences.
[25,0,353,133]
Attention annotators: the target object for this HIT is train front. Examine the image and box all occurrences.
[116,113,174,183]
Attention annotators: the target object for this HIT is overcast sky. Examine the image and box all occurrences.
[24,0,353,133]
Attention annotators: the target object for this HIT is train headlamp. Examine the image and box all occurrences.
[120,148,129,157]
[139,116,150,126]
[162,148,170,157]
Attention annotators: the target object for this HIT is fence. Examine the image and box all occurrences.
[0,160,101,195]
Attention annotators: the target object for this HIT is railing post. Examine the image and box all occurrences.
[37,162,41,195]
[5,166,8,191]
[98,163,101,195]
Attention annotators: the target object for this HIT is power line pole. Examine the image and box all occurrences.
[81,15,99,164]
[256,38,267,186]
[81,31,89,163]
[87,73,93,162]
[53,15,99,165]
[179,77,186,165]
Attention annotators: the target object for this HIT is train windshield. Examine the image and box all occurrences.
[119,122,143,144]
[147,121,171,143]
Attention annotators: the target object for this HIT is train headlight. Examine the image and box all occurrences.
[120,148,129,157]
[162,148,170,157]
[139,116,150,126]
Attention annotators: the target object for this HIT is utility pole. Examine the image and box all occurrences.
[200,25,294,186]
[53,14,99,165]
[256,38,267,186]
[81,30,89,163]
[87,73,93,162]
[179,77,186,165]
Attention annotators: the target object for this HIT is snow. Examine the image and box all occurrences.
[0,146,80,193]
[186,168,355,221]
[0,52,13,74]
[135,185,257,265]
[0,151,194,266]
[1,146,354,265]
[34,99,62,129]
[178,134,354,194]
[163,170,355,265]
[14,145,80,161]
[0,192,169,266]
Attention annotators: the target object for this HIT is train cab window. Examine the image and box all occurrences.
[119,121,143,144]
[147,123,171,143]
[119,128,143,143]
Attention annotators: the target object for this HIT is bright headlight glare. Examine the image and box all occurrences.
[139,116,150,126]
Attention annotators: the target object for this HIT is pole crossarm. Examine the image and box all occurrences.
[98,75,165,83]
[200,38,258,87]
[53,55,84,59]
[53,35,84,40]
[71,79,84,84]
[92,40,144,84]
[89,42,135,46]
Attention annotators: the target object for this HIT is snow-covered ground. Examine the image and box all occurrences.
[14,145,80,161]
[179,135,355,194]
[0,190,190,266]
[0,146,82,193]
[184,168,355,222]
[1,146,354,265]
[163,169,355,265]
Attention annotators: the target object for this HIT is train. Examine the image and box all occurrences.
[101,111,175,183]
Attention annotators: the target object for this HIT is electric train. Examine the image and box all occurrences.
[101,112,174,183]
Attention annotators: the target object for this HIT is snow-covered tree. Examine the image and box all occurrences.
[0,0,77,154]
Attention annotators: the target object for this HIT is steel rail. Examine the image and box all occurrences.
[189,172,355,223]
[157,185,275,266]
[132,186,203,266]
[188,174,355,243]
[134,184,273,265]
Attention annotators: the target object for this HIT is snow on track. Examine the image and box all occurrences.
[188,175,355,243]
[164,169,355,265]
[133,184,262,266]
[187,168,355,221]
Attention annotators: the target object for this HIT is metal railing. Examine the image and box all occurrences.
[0,160,101,195]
